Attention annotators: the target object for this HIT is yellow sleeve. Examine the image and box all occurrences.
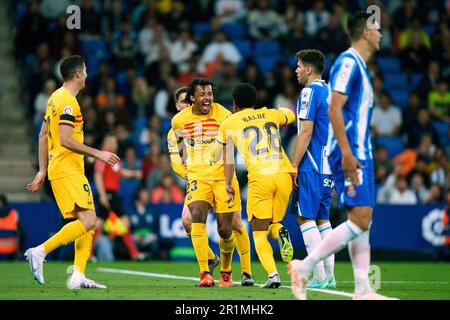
[58,97,80,128]
[167,129,185,179]
[277,108,296,126]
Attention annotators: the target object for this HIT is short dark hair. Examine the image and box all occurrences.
[295,49,326,74]
[174,86,189,103]
[184,78,215,104]
[60,55,85,81]
[346,11,372,41]
[233,83,257,109]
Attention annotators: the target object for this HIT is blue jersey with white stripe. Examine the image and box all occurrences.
[328,47,374,162]
[297,79,332,174]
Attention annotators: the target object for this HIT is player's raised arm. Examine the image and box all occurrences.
[27,120,48,192]
[277,107,296,126]
[59,124,119,165]
[328,91,363,185]
[167,129,186,179]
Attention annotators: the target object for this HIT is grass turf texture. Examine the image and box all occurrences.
[0,261,449,300]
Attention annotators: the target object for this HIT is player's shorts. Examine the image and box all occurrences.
[330,157,375,208]
[295,171,333,220]
[96,191,126,220]
[50,174,95,219]
[247,173,292,223]
[184,178,241,214]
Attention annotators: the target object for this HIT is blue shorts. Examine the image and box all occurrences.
[292,171,333,220]
[330,158,375,208]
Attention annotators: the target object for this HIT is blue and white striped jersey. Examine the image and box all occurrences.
[297,79,332,175]
[328,47,374,162]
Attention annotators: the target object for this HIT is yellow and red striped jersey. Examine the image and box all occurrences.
[171,102,231,181]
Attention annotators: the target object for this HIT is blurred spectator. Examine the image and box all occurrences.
[198,31,241,75]
[316,14,347,56]
[392,0,418,31]
[33,79,56,127]
[146,154,177,190]
[430,151,449,187]
[170,30,198,73]
[115,123,135,159]
[371,91,402,137]
[142,143,162,185]
[428,78,450,122]
[401,92,425,136]
[273,82,297,113]
[128,188,159,259]
[374,146,393,185]
[377,166,418,204]
[304,0,330,37]
[96,77,126,111]
[431,21,450,79]
[141,23,171,67]
[101,0,124,41]
[151,173,184,205]
[240,62,265,90]
[400,30,431,74]
[247,0,286,40]
[79,0,102,37]
[423,184,443,204]
[282,14,313,57]
[0,194,22,261]
[410,172,429,204]
[406,109,441,148]
[39,0,71,20]
[131,77,152,119]
[112,18,138,70]
[214,0,247,24]
[213,62,240,107]
[399,16,431,50]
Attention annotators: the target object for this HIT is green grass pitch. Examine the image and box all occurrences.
[0,261,449,300]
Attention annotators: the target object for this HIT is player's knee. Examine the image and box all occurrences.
[231,219,243,231]
[182,220,192,234]
[218,225,232,239]
[297,216,312,225]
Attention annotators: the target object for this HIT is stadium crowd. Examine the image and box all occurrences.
[7,0,450,259]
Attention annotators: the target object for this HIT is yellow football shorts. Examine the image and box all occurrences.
[246,173,292,223]
[50,174,95,219]
[184,178,241,214]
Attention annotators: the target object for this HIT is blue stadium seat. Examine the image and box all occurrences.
[232,39,252,58]
[376,56,401,73]
[376,136,405,159]
[80,39,110,76]
[192,22,211,38]
[387,89,409,109]
[15,2,28,25]
[423,24,436,38]
[222,23,247,39]
[432,121,450,147]
[254,40,280,55]
[254,55,281,75]
[383,73,408,91]
[408,73,423,92]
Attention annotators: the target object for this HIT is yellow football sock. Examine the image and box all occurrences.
[191,223,210,273]
[43,220,87,254]
[219,233,235,273]
[268,223,283,240]
[188,230,216,261]
[234,226,252,275]
[253,231,277,275]
[74,230,95,274]
[208,246,216,261]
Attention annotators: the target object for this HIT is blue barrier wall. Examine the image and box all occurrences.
[10,202,446,259]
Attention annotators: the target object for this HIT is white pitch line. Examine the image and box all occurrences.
[97,267,355,299]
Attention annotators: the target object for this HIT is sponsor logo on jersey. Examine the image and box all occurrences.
[63,106,73,115]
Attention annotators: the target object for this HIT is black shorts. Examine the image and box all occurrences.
[97,191,126,220]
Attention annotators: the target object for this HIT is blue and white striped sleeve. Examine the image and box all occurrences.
[297,87,316,121]
[329,56,357,96]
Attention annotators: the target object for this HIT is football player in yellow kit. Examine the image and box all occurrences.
[171,79,253,287]
[25,55,120,289]
[213,83,296,288]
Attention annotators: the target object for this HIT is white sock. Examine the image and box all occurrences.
[300,221,326,281]
[318,221,335,280]
[349,230,371,296]
[299,220,362,276]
